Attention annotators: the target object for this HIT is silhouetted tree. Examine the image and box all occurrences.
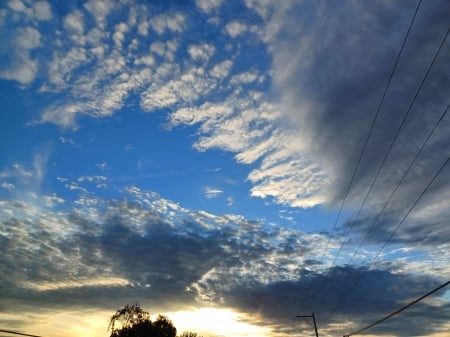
[109,304,176,337]
[151,315,176,337]
[109,304,150,333]
[179,332,200,337]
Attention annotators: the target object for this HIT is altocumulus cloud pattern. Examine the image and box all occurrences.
[1,1,450,337]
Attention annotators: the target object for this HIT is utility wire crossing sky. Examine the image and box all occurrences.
[1,1,450,337]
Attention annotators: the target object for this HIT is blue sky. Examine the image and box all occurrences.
[1,1,450,337]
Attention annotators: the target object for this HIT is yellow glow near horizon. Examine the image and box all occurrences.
[1,307,270,337]
[0,309,112,337]
[168,307,270,337]
[6,306,447,337]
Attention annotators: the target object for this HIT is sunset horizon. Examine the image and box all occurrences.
[1,0,449,336]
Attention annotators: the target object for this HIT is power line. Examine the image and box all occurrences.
[324,152,450,324]
[343,280,450,337]
[313,102,449,313]
[299,0,424,312]
[296,314,319,337]
[320,21,450,321]
[344,103,448,267]
[331,12,449,274]
[316,0,424,268]
[0,330,43,337]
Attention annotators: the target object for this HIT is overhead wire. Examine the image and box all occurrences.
[299,0,423,312]
[313,101,449,313]
[342,279,450,337]
[324,151,450,325]
[0,329,43,337]
[317,21,450,322]
[315,0,423,268]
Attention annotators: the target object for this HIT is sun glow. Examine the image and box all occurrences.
[168,308,271,337]
[0,309,112,337]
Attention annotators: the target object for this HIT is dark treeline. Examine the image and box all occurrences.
[108,304,201,337]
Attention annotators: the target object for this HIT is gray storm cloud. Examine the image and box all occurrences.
[261,0,450,245]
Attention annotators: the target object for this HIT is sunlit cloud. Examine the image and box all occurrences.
[1,1,449,337]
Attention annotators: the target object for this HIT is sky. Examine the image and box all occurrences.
[0,0,450,337]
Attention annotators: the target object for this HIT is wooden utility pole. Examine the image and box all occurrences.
[296,313,319,337]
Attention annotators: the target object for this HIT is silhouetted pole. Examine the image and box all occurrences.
[312,313,319,337]
[296,313,319,337]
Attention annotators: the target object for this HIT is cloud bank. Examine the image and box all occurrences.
[1,1,450,336]
[1,177,449,336]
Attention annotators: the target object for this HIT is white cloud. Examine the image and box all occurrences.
[40,103,83,129]
[2,1,331,211]
[150,12,185,35]
[169,87,330,208]
[249,166,329,208]
[134,56,155,67]
[96,162,108,170]
[150,40,178,61]
[195,0,224,13]
[5,0,51,21]
[251,0,450,218]
[207,17,220,25]
[0,27,41,85]
[4,3,225,130]
[117,22,128,33]
[59,136,75,145]
[193,100,279,152]
[225,21,248,37]
[0,55,38,85]
[85,27,105,46]
[205,186,223,199]
[47,47,87,88]
[84,0,115,29]
[77,176,107,183]
[244,0,277,20]
[1,182,15,190]
[32,152,48,186]
[11,164,32,178]
[15,26,41,49]
[230,71,260,85]
[33,1,52,21]
[127,6,141,27]
[188,43,215,62]
[63,10,84,35]
[65,183,88,193]
[170,102,233,128]
[40,32,157,126]
[41,85,132,128]
[7,0,27,13]
[113,22,129,48]
[234,129,279,165]
[227,196,234,206]
[0,154,48,195]
[42,194,65,208]
[1,176,448,337]
[0,1,344,211]
[137,20,149,36]
[209,59,233,79]
[150,41,166,56]
[141,67,216,112]
[141,86,177,111]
